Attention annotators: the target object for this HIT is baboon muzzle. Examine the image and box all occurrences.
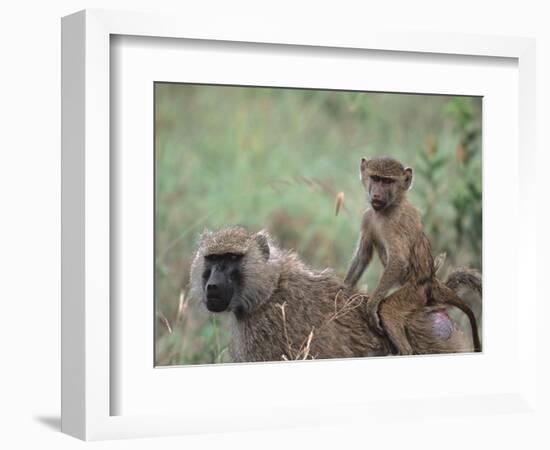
[205,267,234,312]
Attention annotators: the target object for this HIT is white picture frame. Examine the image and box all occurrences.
[61,9,537,441]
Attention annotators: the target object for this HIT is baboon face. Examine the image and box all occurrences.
[190,227,278,318]
[201,252,244,313]
[360,157,413,211]
[366,175,399,211]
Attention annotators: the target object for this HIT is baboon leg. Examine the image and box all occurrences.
[378,287,425,355]
[381,315,414,355]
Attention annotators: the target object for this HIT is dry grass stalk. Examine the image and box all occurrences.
[297,328,314,360]
[276,302,295,359]
[276,290,367,361]
[276,301,316,360]
[434,252,447,275]
[158,311,173,334]
[335,191,345,216]
[326,290,366,324]
[176,289,189,325]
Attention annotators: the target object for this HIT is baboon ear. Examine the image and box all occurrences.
[360,158,370,180]
[254,231,270,260]
[403,167,413,190]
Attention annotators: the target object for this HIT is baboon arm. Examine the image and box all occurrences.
[344,232,373,288]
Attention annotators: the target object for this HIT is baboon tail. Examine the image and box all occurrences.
[431,279,482,352]
[445,268,482,298]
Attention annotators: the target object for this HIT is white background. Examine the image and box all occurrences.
[1,1,548,449]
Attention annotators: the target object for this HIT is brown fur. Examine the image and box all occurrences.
[344,156,481,354]
[190,227,471,362]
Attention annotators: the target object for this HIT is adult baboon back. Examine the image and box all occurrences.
[190,227,472,362]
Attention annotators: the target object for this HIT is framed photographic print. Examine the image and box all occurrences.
[61,9,537,441]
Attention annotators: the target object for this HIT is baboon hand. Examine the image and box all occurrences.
[366,300,384,335]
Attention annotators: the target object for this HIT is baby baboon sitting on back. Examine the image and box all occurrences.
[344,156,481,355]
[190,226,473,362]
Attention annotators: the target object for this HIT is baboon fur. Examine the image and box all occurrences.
[190,227,471,363]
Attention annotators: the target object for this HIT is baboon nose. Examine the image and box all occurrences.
[206,283,218,292]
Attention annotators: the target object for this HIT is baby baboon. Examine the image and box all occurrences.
[190,227,473,363]
[344,156,481,354]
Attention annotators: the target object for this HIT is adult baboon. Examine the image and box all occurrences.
[345,156,481,354]
[190,227,473,362]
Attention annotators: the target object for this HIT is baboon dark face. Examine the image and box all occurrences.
[190,228,277,320]
[201,253,244,313]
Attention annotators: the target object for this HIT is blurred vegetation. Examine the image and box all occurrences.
[154,84,482,366]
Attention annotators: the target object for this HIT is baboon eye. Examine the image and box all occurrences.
[202,269,211,279]
[227,253,243,261]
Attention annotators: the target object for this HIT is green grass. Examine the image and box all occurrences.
[154,84,482,365]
